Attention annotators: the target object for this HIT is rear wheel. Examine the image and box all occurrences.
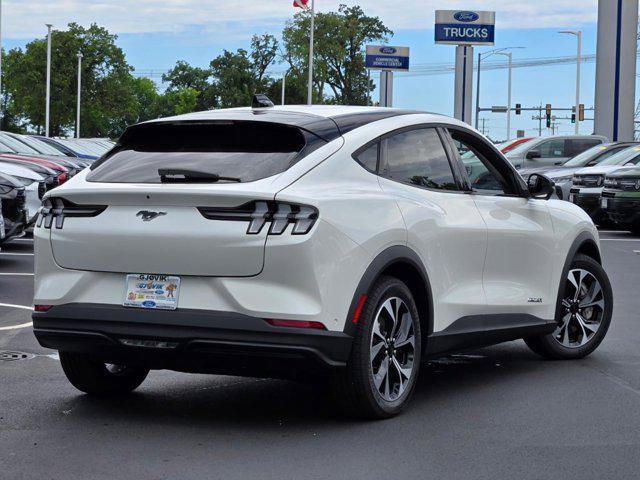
[332,276,422,419]
[59,351,149,395]
[525,254,612,359]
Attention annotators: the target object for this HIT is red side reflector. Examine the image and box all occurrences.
[34,305,52,312]
[352,295,367,324]
[265,319,326,330]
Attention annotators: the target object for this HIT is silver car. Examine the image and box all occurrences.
[506,135,608,170]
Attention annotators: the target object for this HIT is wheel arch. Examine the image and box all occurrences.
[344,246,434,347]
[555,231,602,318]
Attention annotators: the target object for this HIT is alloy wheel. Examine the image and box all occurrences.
[370,297,416,401]
[554,268,606,348]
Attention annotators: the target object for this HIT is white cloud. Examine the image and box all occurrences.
[1,0,598,40]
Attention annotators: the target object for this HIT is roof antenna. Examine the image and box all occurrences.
[252,94,274,109]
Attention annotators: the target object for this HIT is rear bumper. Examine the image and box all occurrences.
[33,304,353,379]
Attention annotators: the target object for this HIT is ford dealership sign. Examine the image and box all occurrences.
[435,10,495,45]
[365,45,410,71]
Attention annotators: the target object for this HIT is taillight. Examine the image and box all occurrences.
[57,173,67,184]
[265,319,326,330]
[198,201,318,235]
[37,197,107,229]
[34,305,52,312]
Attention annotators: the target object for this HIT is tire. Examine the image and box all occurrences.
[59,351,149,396]
[525,254,613,360]
[332,276,422,419]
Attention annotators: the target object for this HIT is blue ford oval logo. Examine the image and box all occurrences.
[142,300,156,308]
[454,11,479,22]
[380,47,397,54]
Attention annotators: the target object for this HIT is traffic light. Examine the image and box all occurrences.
[515,103,521,115]
[545,104,552,128]
[579,104,585,121]
[571,113,576,124]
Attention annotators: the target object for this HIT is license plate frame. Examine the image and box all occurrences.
[123,274,180,310]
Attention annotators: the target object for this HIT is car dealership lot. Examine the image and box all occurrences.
[1,232,640,479]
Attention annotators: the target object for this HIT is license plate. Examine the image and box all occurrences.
[601,198,608,208]
[123,274,180,310]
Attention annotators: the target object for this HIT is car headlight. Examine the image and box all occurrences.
[552,175,572,183]
[0,184,14,194]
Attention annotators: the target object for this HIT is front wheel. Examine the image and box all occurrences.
[332,276,422,419]
[59,351,149,395]
[525,254,613,359]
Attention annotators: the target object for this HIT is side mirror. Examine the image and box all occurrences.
[526,150,541,160]
[528,173,555,200]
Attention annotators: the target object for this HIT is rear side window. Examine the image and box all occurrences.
[383,128,457,191]
[87,122,320,183]
[568,138,603,157]
[538,139,567,158]
[354,143,379,172]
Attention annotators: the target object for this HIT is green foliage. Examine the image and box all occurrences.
[283,4,392,105]
[0,5,391,137]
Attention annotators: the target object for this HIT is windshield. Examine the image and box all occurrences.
[598,146,640,166]
[563,145,611,167]
[0,134,40,155]
[56,138,101,156]
[21,136,67,156]
[88,121,318,184]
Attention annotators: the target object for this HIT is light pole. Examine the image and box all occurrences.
[0,0,3,131]
[76,52,82,138]
[306,0,315,105]
[45,24,53,137]
[559,30,581,135]
[475,47,523,130]
[496,51,513,140]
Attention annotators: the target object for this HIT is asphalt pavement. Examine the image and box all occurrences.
[1,231,640,480]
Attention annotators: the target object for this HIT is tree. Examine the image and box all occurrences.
[131,77,160,123]
[3,23,138,137]
[282,4,392,104]
[162,60,215,111]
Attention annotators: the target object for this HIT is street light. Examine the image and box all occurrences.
[76,52,82,138]
[559,30,582,135]
[495,51,513,140]
[45,24,53,137]
[475,46,523,130]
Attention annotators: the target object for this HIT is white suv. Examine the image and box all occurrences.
[33,103,613,418]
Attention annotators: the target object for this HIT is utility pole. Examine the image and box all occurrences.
[560,30,581,134]
[45,24,53,137]
[281,73,286,105]
[76,52,82,138]
[496,51,513,140]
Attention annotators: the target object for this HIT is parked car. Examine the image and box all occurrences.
[0,158,61,193]
[32,104,612,418]
[0,172,28,243]
[46,137,105,161]
[505,135,608,170]
[35,136,97,162]
[0,162,45,224]
[496,137,533,154]
[569,146,640,222]
[0,154,68,186]
[521,142,640,200]
[1,132,86,174]
[600,166,640,233]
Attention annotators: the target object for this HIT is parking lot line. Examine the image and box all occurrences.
[0,322,32,331]
[600,238,640,242]
[0,252,34,256]
[0,302,33,311]
[0,273,34,276]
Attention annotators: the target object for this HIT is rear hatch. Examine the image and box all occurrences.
[45,118,335,276]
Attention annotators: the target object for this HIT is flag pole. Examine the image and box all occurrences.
[306,0,315,105]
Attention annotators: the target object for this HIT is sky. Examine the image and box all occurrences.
[1,0,631,139]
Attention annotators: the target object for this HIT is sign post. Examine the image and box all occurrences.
[435,10,495,125]
[365,45,410,107]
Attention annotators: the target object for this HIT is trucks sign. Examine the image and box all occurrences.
[365,45,410,71]
[435,10,495,45]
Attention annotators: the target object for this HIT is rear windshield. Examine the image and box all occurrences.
[87,121,319,183]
